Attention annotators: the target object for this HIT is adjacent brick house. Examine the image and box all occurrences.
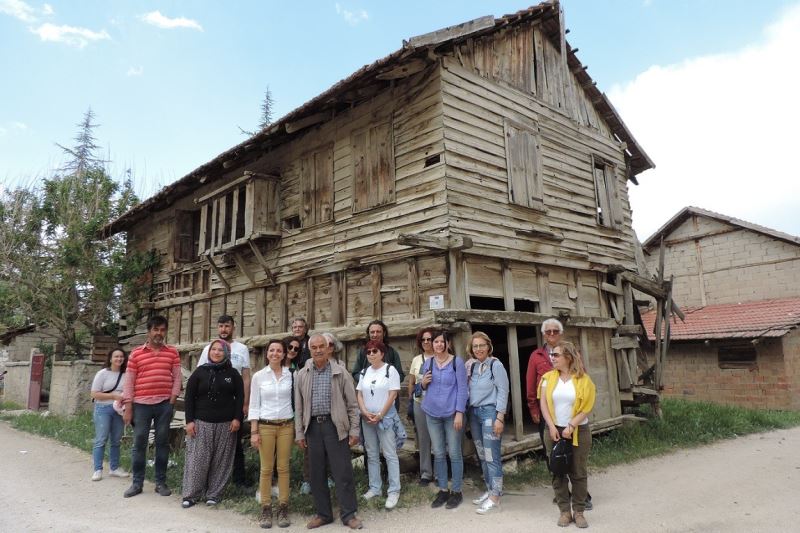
[641,207,800,410]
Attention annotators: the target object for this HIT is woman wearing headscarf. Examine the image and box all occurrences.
[181,339,244,508]
[466,331,509,515]
[539,340,595,529]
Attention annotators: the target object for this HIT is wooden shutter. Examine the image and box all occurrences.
[300,153,315,227]
[316,144,334,222]
[505,119,543,209]
[173,210,195,262]
[352,120,395,212]
[352,129,369,212]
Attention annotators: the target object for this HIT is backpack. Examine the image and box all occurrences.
[359,363,391,382]
[468,358,495,381]
[422,355,456,376]
[549,437,573,476]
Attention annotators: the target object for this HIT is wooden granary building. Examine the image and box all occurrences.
[103,1,670,456]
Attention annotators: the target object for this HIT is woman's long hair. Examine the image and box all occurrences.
[555,340,586,378]
[105,347,128,373]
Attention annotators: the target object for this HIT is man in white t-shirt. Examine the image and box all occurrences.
[197,315,251,486]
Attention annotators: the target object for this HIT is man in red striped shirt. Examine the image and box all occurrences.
[122,315,182,498]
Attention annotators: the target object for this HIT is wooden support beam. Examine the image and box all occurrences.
[285,111,332,134]
[405,15,494,48]
[278,283,288,332]
[616,324,644,336]
[331,272,345,327]
[398,233,474,251]
[407,259,420,319]
[576,271,591,369]
[255,289,265,336]
[514,228,564,241]
[204,255,230,291]
[601,282,624,296]
[447,250,467,309]
[619,271,667,300]
[248,241,276,285]
[435,310,618,329]
[371,265,382,320]
[375,58,428,80]
[306,277,315,329]
[232,252,256,287]
[502,262,524,442]
[611,336,639,350]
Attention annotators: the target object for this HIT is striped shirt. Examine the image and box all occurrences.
[123,343,182,405]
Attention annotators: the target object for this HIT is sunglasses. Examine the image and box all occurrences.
[366,348,382,355]
[544,329,561,335]
[288,345,300,352]
[421,337,432,343]
[472,343,488,349]
[552,352,564,358]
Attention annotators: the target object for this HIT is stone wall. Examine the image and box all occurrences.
[3,361,30,407]
[645,215,800,308]
[49,360,103,416]
[660,338,794,410]
[3,328,62,362]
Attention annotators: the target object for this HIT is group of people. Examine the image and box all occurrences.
[89,314,596,529]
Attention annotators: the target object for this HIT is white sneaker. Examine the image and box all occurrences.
[472,491,489,505]
[91,470,102,481]
[300,481,311,495]
[385,492,399,509]
[362,489,380,501]
[476,498,500,515]
[109,468,129,478]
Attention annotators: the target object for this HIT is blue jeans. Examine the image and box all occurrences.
[93,403,124,471]
[426,413,464,492]
[131,400,173,486]
[469,405,503,497]
[361,418,401,495]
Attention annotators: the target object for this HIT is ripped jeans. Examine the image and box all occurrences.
[469,405,503,497]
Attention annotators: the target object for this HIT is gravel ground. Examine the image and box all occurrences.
[1,422,799,532]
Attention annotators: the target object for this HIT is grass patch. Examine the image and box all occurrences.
[3,398,799,517]
[0,400,24,411]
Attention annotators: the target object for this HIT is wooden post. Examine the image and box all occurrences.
[622,280,636,384]
[407,258,420,319]
[502,261,524,441]
[306,277,316,329]
[278,283,288,332]
[255,289,265,336]
[447,250,466,309]
[371,265,382,320]
[575,271,590,368]
[654,237,665,389]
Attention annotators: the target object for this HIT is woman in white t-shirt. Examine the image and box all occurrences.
[539,341,596,529]
[356,339,402,510]
[90,347,129,481]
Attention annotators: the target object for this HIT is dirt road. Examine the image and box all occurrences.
[1,421,798,532]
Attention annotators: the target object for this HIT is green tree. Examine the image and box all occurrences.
[0,109,143,358]
[239,86,275,135]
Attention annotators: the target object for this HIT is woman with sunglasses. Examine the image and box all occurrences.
[466,331,509,515]
[539,341,595,529]
[249,339,294,528]
[421,330,468,509]
[356,339,402,510]
[284,336,304,370]
[407,327,436,486]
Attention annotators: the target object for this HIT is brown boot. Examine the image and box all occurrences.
[557,511,573,527]
[259,504,272,529]
[277,503,290,528]
[574,512,588,528]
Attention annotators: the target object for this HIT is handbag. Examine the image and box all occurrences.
[406,396,415,423]
[549,436,573,476]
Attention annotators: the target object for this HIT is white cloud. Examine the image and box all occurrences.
[11,121,27,130]
[126,65,144,77]
[0,0,37,22]
[29,22,110,48]
[140,10,202,31]
[41,3,52,15]
[612,3,800,239]
[335,3,368,26]
[0,121,28,136]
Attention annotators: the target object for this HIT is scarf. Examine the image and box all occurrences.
[202,341,233,402]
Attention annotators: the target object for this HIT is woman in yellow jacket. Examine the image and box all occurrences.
[539,340,595,529]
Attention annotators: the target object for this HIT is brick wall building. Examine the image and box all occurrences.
[641,207,800,410]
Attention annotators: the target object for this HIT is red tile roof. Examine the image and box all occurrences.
[641,297,800,341]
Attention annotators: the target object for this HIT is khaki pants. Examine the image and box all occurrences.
[258,421,294,505]
[544,424,592,513]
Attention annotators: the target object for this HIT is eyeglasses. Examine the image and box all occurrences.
[472,343,488,349]
[544,329,561,336]
[288,345,300,352]
[552,352,564,358]
[366,349,382,355]
[421,337,432,343]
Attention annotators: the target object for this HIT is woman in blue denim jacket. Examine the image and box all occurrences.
[466,332,509,515]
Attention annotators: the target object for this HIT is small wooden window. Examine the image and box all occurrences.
[195,173,280,256]
[592,156,622,229]
[718,345,757,369]
[352,120,395,212]
[173,210,200,263]
[300,144,334,226]
[504,119,544,210]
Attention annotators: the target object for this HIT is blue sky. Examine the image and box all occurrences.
[1,0,798,239]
